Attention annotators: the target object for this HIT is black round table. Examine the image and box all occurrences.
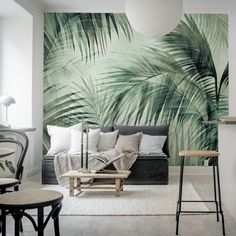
[0,190,63,236]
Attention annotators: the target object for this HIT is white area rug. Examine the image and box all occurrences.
[41,183,208,216]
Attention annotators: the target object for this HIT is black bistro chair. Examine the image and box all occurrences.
[0,129,29,193]
[0,129,29,232]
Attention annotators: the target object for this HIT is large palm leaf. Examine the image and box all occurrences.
[43,13,228,166]
[43,13,133,153]
[98,14,228,165]
[162,14,228,151]
[44,13,133,62]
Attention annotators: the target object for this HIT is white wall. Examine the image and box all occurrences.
[0,17,32,127]
[0,0,44,177]
[219,126,236,221]
[0,12,35,173]
[13,0,44,176]
[218,0,236,222]
[229,1,236,114]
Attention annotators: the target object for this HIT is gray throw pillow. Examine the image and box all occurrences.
[139,134,167,154]
[115,133,142,153]
[98,130,119,152]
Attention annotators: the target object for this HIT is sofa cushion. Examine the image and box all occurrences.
[113,124,169,156]
[47,123,82,155]
[115,133,141,153]
[98,130,119,152]
[69,128,100,154]
[139,134,167,154]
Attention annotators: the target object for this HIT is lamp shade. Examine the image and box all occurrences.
[125,0,183,37]
[0,95,15,107]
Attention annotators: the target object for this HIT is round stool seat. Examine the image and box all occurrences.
[179,150,219,157]
[0,190,63,209]
[0,178,19,189]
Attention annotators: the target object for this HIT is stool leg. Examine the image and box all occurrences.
[1,209,6,236]
[0,209,2,233]
[216,159,226,235]
[38,207,44,236]
[176,156,185,235]
[213,164,219,222]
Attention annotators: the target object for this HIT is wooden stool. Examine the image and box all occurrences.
[176,150,225,235]
[0,190,63,236]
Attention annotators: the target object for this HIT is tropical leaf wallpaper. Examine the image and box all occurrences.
[44,13,228,166]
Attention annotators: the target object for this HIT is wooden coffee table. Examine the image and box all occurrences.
[61,170,131,197]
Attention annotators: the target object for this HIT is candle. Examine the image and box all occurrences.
[86,126,89,169]
[80,116,84,169]
[81,116,84,143]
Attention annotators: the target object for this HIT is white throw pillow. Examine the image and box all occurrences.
[47,123,82,155]
[139,134,167,154]
[98,130,119,152]
[69,128,101,154]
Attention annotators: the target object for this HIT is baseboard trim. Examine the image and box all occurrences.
[170,166,212,175]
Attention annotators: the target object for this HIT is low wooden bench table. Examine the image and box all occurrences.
[61,170,131,197]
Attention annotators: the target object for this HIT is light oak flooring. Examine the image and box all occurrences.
[4,175,236,236]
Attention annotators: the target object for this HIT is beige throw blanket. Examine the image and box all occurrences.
[54,149,138,186]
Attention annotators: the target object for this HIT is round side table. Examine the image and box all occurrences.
[0,190,63,236]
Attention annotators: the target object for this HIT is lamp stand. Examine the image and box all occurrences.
[5,107,8,124]
[4,107,10,127]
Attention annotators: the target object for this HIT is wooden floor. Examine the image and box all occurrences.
[5,175,236,236]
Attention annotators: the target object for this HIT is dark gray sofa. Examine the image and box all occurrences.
[42,124,169,185]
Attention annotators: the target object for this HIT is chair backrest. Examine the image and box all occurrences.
[0,129,29,182]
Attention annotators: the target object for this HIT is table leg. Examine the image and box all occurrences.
[69,177,75,197]
[120,179,124,191]
[77,178,81,192]
[14,216,20,236]
[115,178,121,197]
[38,207,44,236]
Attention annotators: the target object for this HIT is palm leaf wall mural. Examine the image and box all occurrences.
[44,13,228,166]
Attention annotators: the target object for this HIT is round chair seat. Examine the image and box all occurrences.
[0,190,63,236]
[0,178,19,189]
[179,150,219,157]
[0,190,63,209]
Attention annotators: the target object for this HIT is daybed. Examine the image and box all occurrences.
[42,125,169,185]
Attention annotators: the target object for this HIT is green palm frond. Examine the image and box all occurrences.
[44,13,133,62]
[97,15,228,164]
[162,14,228,118]
[190,14,228,50]
[43,13,228,166]
[163,15,217,100]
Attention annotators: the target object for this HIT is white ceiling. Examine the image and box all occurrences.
[0,0,233,18]
[0,0,30,18]
[30,0,233,13]
[37,0,125,13]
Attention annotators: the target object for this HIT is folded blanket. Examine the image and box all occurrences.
[54,149,138,187]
